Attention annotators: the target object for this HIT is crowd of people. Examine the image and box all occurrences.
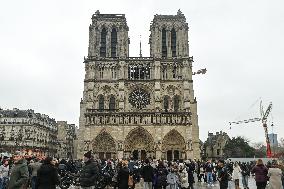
[0,150,284,189]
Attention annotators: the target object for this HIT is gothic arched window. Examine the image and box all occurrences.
[174,95,180,112]
[171,28,176,57]
[98,95,104,111]
[100,28,107,57]
[164,96,170,112]
[162,28,167,57]
[173,65,177,79]
[111,28,117,58]
[109,95,116,111]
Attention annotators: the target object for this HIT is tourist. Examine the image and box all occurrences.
[217,159,229,189]
[154,161,168,189]
[267,160,282,189]
[240,162,250,189]
[8,151,29,189]
[167,165,180,189]
[186,160,195,189]
[79,151,100,189]
[36,157,60,189]
[117,160,130,189]
[232,162,241,189]
[197,161,205,182]
[205,159,214,187]
[251,159,268,189]
[141,158,154,189]
[0,160,9,189]
[178,163,189,189]
[29,158,42,189]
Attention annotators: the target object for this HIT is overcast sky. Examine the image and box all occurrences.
[1,0,283,144]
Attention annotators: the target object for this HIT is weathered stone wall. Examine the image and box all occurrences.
[77,10,200,160]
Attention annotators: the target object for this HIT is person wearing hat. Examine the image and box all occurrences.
[217,159,229,189]
[79,151,100,189]
[8,151,29,189]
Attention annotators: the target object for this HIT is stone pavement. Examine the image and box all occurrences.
[133,176,266,189]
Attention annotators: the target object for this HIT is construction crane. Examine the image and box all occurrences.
[229,101,273,158]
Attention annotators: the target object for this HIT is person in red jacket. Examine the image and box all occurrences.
[251,159,268,189]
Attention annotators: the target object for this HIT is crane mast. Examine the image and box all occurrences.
[229,102,273,158]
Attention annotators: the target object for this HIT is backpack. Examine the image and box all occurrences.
[222,167,232,181]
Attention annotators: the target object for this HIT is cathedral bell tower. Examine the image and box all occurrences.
[88,10,129,58]
[149,9,189,58]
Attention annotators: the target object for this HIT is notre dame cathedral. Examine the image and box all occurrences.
[77,10,200,160]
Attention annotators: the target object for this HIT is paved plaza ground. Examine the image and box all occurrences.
[132,175,266,189]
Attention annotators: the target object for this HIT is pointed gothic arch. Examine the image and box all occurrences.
[124,127,155,152]
[92,131,116,159]
[162,129,186,160]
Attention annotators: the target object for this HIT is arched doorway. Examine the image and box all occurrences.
[162,129,186,161]
[124,127,155,160]
[92,131,116,159]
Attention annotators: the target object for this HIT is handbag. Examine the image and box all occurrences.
[128,175,134,187]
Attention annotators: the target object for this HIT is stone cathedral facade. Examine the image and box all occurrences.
[77,10,200,160]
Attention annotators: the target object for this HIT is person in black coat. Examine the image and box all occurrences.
[154,161,168,189]
[79,151,100,188]
[141,158,154,189]
[117,161,130,189]
[36,157,60,189]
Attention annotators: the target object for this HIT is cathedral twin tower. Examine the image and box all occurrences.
[77,10,200,160]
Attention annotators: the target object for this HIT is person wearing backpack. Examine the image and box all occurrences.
[217,159,229,189]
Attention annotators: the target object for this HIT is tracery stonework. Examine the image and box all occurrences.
[77,10,201,160]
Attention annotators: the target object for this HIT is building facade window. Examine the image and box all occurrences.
[171,28,176,57]
[109,95,116,111]
[98,95,104,111]
[100,28,107,57]
[164,96,170,112]
[162,28,167,57]
[111,28,117,57]
[173,95,180,112]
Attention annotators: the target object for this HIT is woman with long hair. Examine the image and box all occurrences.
[251,159,268,189]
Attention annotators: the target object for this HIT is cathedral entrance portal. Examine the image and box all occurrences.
[124,127,155,160]
[92,131,116,159]
[132,150,147,160]
[162,130,186,160]
[166,150,180,161]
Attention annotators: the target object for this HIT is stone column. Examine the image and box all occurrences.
[154,60,161,111]
[118,61,125,111]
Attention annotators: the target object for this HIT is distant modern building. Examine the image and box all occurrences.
[57,121,77,159]
[203,131,230,159]
[268,133,278,147]
[0,108,58,156]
